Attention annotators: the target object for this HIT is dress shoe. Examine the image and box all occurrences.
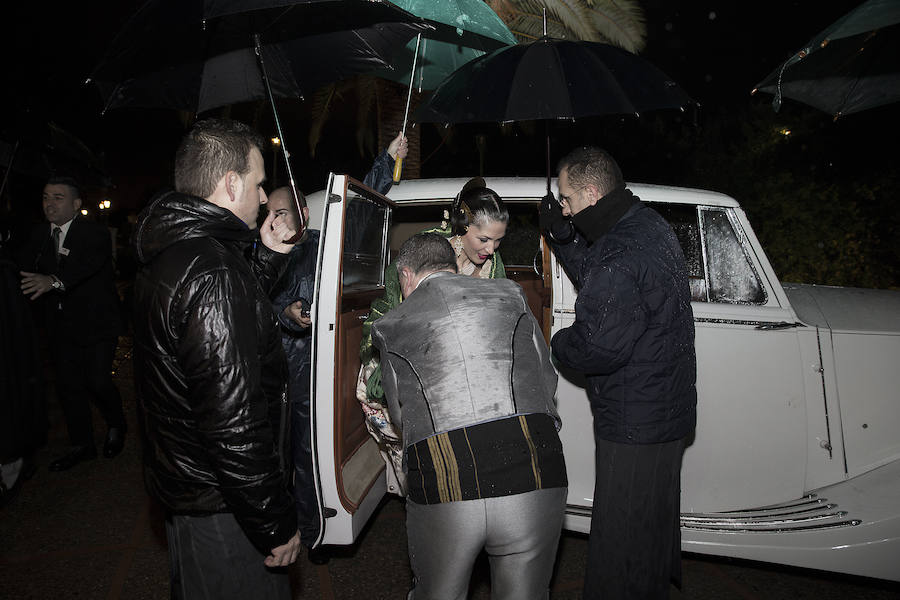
[103,427,127,458]
[49,446,97,471]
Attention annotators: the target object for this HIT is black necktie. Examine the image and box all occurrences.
[52,226,61,264]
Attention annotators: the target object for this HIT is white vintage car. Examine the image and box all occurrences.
[303,174,900,582]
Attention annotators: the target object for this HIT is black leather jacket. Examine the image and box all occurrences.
[132,190,297,553]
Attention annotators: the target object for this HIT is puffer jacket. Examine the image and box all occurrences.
[131,190,297,554]
[550,202,697,444]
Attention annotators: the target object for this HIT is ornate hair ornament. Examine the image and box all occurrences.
[459,201,475,229]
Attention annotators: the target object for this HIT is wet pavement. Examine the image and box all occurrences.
[2,335,900,599]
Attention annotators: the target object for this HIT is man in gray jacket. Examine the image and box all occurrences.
[371,233,567,600]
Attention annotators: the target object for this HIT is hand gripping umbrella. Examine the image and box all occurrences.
[379,0,518,182]
[415,28,695,194]
[88,0,428,232]
[753,0,900,119]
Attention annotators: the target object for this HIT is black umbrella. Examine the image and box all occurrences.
[1,119,108,211]
[88,0,427,227]
[753,0,900,119]
[414,34,695,192]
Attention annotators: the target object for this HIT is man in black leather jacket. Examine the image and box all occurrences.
[132,119,300,599]
[541,146,697,600]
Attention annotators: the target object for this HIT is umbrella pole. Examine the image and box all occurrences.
[393,33,422,184]
[545,122,551,195]
[253,34,305,237]
[0,140,19,211]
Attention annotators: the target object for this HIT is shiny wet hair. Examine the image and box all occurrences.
[557,146,624,197]
[449,177,509,236]
[174,118,264,199]
[396,233,458,276]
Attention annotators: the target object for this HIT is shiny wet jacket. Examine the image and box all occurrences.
[131,190,297,553]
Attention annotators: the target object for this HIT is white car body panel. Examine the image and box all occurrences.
[308,176,900,581]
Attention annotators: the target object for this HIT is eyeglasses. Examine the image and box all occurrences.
[558,186,587,205]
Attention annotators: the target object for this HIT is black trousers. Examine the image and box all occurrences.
[583,436,687,600]
[166,512,291,600]
[51,336,124,447]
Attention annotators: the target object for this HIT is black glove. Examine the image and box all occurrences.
[539,193,575,243]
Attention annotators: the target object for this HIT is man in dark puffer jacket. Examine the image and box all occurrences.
[132,119,300,599]
[541,146,697,600]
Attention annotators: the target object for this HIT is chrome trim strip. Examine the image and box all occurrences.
[682,519,861,533]
[568,494,864,533]
[694,317,796,327]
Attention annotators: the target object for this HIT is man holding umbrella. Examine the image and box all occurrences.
[132,119,300,599]
[540,146,697,599]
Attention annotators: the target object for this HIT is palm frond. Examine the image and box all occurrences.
[488,0,646,52]
[491,0,598,42]
[588,0,646,53]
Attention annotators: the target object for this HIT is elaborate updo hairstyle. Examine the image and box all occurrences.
[449,177,509,236]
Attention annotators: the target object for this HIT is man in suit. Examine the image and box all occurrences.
[371,233,567,600]
[19,176,125,471]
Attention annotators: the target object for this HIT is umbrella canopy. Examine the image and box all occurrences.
[388,0,517,49]
[371,0,517,183]
[415,36,695,191]
[374,0,517,91]
[92,25,428,113]
[374,35,488,92]
[88,0,427,233]
[415,37,695,124]
[89,0,429,113]
[1,120,108,207]
[753,0,900,118]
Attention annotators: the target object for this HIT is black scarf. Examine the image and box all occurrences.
[571,186,640,243]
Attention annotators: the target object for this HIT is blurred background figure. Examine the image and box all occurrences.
[17,176,125,472]
[0,214,45,505]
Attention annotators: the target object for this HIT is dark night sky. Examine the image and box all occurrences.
[2,1,896,215]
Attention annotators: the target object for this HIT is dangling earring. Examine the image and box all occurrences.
[452,235,464,257]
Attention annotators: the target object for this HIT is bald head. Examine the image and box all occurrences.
[267,186,306,233]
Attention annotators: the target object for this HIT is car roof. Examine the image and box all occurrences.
[304,176,740,231]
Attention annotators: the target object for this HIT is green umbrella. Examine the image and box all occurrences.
[388,0,517,48]
[374,36,485,92]
[382,0,517,181]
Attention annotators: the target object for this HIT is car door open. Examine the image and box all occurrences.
[311,174,395,546]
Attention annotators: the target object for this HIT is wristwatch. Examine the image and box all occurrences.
[50,276,63,290]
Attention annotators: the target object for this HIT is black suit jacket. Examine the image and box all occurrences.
[19,217,122,344]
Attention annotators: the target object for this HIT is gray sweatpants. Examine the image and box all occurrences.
[406,487,567,600]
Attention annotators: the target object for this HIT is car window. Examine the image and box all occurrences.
[651,203,708,302]
[342,192,389,290]
[700,208,767,304]
[650,203,766,305]
[498,204,541,267]
[384,202,541,269]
